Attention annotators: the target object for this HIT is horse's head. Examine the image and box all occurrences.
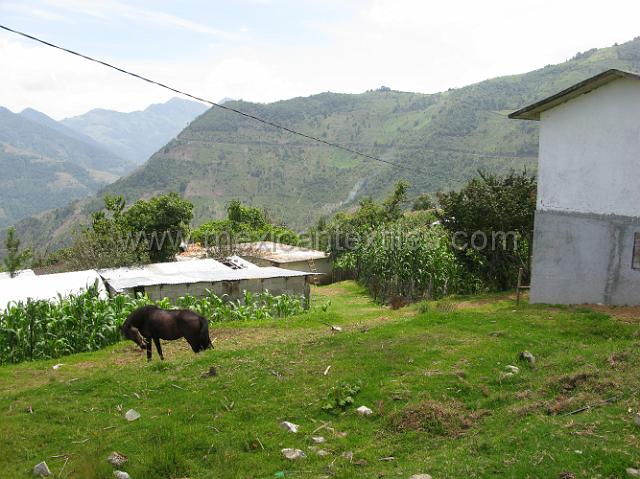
[123,325,147,350]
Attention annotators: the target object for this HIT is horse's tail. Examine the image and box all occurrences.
[198,316,213,351]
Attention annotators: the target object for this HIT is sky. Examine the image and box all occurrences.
[1,0,640,120]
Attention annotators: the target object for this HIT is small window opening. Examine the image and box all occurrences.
[632,233,640,270]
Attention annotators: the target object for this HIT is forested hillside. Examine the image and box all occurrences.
[0,107,132,228]
[6,36,640,251]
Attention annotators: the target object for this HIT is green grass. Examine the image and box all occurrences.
[1,281,639,478]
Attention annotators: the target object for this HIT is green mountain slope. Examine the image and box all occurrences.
[6,36,640,251]
[0,107,132,177]
[19,108,110,151]
[103,37,640,227]
[0,144,105,228]
[61,97,209,165]
[0,107,136,229]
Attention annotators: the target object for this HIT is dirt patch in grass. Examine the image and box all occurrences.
[511,395,577,416]
[583,304,640,323]
[548,371,597,393]
[607,351,629,368]
[388,400,487,436]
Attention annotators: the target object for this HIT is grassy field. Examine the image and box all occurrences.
[1,281,639,478]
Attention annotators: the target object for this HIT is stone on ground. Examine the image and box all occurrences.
[107,452,128,468]
[282,448,306,460]
[356,405,373,416]
[280,421,299,433]
[124,409,140,421]
[32,461,51,477]
[519,351,536,366]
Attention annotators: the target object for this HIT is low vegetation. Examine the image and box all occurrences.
[322,172,534,302]
[0,289,307,365]
[0,282,638,478]
[2,226,32,277]
[191,200,300,254]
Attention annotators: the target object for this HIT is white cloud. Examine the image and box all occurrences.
[42,0,241,40]
[2,0,640,119]
[1,3,70,22]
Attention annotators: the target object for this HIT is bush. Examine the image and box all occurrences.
[437,171,536,290]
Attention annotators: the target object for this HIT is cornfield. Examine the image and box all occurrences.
[0,289,307,365]
[335,225,481,302]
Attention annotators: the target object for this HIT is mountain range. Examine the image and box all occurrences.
[61,98,209,165]
[3,36,640,253]
[0,98,208,229]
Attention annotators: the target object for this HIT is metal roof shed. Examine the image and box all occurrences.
[0,270,108,312]
[99,257,314,303]
[238,241,332,284]
[0,269,36,280]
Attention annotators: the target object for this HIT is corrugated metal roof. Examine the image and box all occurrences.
[99,257,312,292]
[238,241,329,263]
[0,269,35,279]
[0,270,108,312]
[509,69,640,121]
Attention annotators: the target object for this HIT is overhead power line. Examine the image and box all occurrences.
[0,24,536,184]
[0,24,426,174]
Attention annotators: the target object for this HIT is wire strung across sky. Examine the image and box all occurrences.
[0,24,535,181]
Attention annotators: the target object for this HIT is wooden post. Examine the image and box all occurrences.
[516,267,523,306]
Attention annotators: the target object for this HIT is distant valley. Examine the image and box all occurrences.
[0,98,208,228]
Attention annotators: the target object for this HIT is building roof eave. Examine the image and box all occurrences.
[509,69,640,121]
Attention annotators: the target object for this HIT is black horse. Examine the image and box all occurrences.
[122,305,213,361]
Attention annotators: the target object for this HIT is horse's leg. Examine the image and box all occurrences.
[146,338,152,361]
[153,337,164,360]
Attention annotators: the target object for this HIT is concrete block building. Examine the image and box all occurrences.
[510,69,640,305]
[238,242,332,284]
[99,257,313,303]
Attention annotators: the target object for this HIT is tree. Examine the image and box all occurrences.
[3,227,32,277]
[437,171,536,290]
[226,200,267,228]
[191,199,300,256]
[322,180,411,257]
[412,193,435,211]
[124,193,194,263]
[68,195,148,270]
[382,180,410,221]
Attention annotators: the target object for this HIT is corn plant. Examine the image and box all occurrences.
[336,225,481,303]
[0,288,306,365]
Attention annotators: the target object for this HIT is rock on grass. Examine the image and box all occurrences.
[280,421,299,433]
[124,409,140,421]
[107,452,128,468]
[32,461,51,477]
[356,405,373,416]
[282,448,306,460]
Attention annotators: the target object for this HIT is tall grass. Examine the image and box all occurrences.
[0,289,307,365]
